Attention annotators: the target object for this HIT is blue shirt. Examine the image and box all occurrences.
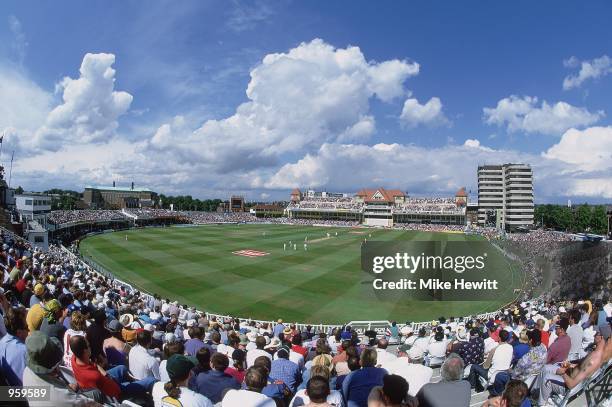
[342,367,387,407]
[598,310,608,326]
[0,334,26,386]
[184,338,208,357]
[269,358,300,392]
[262,379,289,400]
[30,295,42,308]
[273,323,285,338]
[189,369,240,403]
[512,343,530,364]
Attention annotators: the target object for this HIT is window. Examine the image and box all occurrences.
[25,199,33,205]
[34,236,44,243]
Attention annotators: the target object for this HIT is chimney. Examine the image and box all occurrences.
[131,182,134,190]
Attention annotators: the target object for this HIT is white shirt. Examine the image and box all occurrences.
[404,335,417,347]
[159,360,170,383]
[23,366,91,407]
[488,343,513,384]
[129,344,161,380]
[408,337,429,360]
[327,337,339,353]
[222,389,276,407]
[427,340,447,358]
[427,340,447,366]
[604,302,612,318]
[484,337,498,355]
[161,302,170,316]
[582,326,596,351]
[375,348,397,369]
[63,329,85,369]
[567,324,584,360]
[384,357,433,396]
[246,348,272,367]
[289,350,305,371]
[217,343,230,356]
[289,388,344,407]
[152,382,213,407]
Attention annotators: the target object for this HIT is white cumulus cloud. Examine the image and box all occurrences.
[149,39,420,173]
[33,53,133,151]
[400,97,449,128]
[563,55,612,90]
[543,126,612,172]
[483,95,603,135]
[0,65,52,133]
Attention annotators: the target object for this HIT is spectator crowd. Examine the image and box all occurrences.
[2,210,610,406]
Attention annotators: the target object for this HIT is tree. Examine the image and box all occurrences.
[590,205,607,235]
[574,204,592,232]
[557,206,573,231]
[14,186,24,194]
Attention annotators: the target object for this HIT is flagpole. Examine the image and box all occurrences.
[0,129,4,169]
[8,151,14,189]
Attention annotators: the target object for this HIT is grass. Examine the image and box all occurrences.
[79,224,524,324]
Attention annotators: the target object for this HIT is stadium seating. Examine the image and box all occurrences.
[0,216,609,407]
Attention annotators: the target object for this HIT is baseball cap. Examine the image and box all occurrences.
[232,348,246,362]
[106,319,123,333]
[166,355,195,380]
[44,299,61,315]
[277,345,290,358]
[239,334,249,346]
[34,283,45,296]
[67,304,80,315]
[25,332,63,375]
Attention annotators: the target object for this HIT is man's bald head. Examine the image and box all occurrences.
[377,338,388,349]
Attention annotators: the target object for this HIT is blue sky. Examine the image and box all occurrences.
[0,1,611,202]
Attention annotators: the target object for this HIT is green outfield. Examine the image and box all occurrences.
[79,224,524,324]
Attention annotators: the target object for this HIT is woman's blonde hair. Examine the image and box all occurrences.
[310,364,331,381]
[312,354,333,368]
[70,311,87,331]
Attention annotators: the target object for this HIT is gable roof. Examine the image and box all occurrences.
[290,188,301,195]
[356,188,405,203]
[455,187,468,197]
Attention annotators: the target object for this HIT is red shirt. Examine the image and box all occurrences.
[225,367,246,384]
[292,344,308,358]
[71,356,120,398]
[540,330,550,348]
[547,335,571,364]
[15,278,26,293]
